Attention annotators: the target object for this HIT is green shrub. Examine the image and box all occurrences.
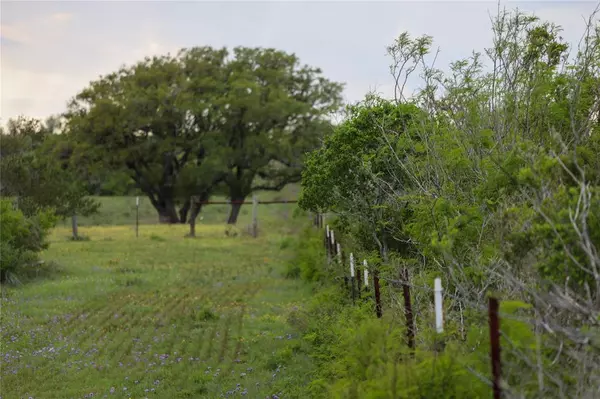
[285,226,326,281]
[0,199,56,283]
[279,236,294,250]
[300,284,492,399]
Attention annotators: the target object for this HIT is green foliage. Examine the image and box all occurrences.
[301,9,600,289]
[0,116,99,219]
[0,199,57,284]
[299,96,423,257]
[299,8,600,396]
[66,46,343,224]
[93,170,139,196]
[192,307,219,322]
[297,284,493,399]
[284,231,564,398]
[215,47,344,222]
[285,227,326,281]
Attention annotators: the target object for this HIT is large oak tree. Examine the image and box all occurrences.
[215,47,344,224]
[66,46,343,224]
[66,49,227,223]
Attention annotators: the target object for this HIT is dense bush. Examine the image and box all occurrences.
[0,199,56,284]
[285,227,326,281]
[0,117,99,220]
[299,8,600,397]
[288,224,576,397]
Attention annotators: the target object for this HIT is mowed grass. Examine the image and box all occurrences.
[1,203,316,398]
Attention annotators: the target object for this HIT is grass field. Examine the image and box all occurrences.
[1,197,318,399]
[68,185,301,227]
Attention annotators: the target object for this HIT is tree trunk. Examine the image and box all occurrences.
[157,201,180,224]
[179,199,191,224]
[227,195,248,225]
[187,202,202,237]
[71,214,79,240]
[225,170,252,225]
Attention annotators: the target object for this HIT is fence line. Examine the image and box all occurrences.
[314,212,503,397]
[195,200,298,205]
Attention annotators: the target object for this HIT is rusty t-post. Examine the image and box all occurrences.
[356,262,362,293]
[489,297,502,399]
[373,271,382,318]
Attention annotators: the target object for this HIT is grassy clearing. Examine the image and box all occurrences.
[1,205,316,398]
[68,185,301,227]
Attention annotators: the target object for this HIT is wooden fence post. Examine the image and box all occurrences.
[363,260,369,291]
[401,268,415,352]
[135,196,140,238]
[337,243,349,292]
[252,195,258,238]
[374,270,382,318]
[489,297,502,399]
[325,225,331,265]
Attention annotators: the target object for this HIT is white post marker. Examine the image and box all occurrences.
[434,278,444,333]
[330,230,335,245]
[336,243,341,257]
[326,225,330,239]
[363,260,369,286]
[349,253,355,277]
[136,196,140,207]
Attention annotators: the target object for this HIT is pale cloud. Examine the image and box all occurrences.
[1,5,180,122]
[1,11,74,43]
[0,37,180,122]
[1,67,77,121]
[49,12,73,23]
[1,1,598,125]
[1,23,32,44]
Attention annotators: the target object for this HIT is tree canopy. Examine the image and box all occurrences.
[297,9,600,397]
[66,46,344,224]
[0,116,99,219]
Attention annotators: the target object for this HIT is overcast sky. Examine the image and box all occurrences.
[1,0,598,124]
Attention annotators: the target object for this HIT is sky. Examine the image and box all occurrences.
[1,0,599,125]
